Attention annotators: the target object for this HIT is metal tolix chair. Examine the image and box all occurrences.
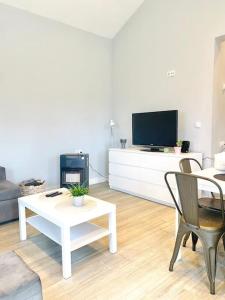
[165,171,225,295]
[179,158,225,251]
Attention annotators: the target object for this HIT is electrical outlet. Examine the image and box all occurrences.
[167,70,176,78]
[219,141,225,148]
[222,84,225,94]
[75,149,83,153]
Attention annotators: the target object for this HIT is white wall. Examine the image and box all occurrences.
[0,4,112,185]
[212,38,225,153]
[2,0,225,186]
[112,0,225,159]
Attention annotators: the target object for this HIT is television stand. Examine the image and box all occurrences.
[109,148,203,207]
[141,148,163,152]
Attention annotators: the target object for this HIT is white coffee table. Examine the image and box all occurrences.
[18,188,117,279]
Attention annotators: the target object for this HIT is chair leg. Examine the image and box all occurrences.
[222,235,225,251]
[183,232,198,250]
[169,223,187,272]
[203,246,217,295]
[201,234,221,295]
[183,232,191,247]
[192,232,198,251]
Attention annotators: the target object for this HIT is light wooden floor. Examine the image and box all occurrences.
[1,183,225,299]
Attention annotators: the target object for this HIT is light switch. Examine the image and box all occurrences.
[195,121,201,128]
[167,70,176,77]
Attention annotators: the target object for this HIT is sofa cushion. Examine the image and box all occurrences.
[0,180,20,201]
[0,167,6,181]
[0,251,42,300]
[0,198,19,223]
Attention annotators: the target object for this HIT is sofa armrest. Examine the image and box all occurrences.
[0,167,6,181]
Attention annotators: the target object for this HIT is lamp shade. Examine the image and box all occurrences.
[109,120,115,127]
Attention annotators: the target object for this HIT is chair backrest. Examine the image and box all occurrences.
[179,158,202,174]
[165,172,225,228]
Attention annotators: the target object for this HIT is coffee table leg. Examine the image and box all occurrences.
[109,209,117,253]
[61,227,71,279]
[19,203,27,241]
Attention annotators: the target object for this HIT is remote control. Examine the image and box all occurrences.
[52,192,62,197]
[46,192,58,197]
[46,191,62,197]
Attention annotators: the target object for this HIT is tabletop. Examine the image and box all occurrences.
[192,167,225,194]
[18,188,116,227]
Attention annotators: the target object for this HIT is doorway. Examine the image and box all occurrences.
[212,36,225,154]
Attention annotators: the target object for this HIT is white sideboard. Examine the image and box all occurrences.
[109,148,203,207]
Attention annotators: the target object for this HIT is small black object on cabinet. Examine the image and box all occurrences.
[181,141,190,153]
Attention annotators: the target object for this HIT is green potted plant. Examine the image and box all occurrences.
[174,140,182,154]
[69,184,89,207]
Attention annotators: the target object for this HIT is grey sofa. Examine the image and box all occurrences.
[0,166,21,223]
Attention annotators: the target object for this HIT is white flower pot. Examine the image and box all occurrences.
[174,146,181,154]
[73,195,85,207]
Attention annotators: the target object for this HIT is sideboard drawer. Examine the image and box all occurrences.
[109,151,182,171]
[109,163,177,187]
[109,175,174,206]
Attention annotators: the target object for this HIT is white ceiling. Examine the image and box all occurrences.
[0,0,145,38]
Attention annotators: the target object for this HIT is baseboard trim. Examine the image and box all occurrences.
[89,177,107,185]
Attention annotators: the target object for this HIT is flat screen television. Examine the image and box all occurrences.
[132,110,178,147]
